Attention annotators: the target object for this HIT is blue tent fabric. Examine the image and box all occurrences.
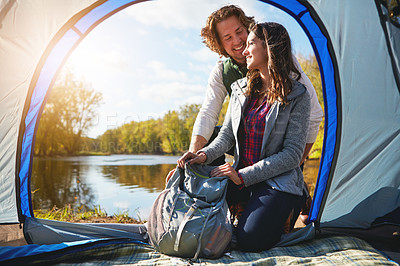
[262,0,339,226]
[0,238,147,264]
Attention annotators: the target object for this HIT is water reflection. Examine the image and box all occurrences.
[31,155,179,219]
[100,164,172,192]
[31,155,319,220]
[32,158,95,211]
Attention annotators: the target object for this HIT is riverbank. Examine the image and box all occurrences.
[34,205,144,224]
[34,202,307,229]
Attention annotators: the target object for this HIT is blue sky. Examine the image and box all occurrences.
[64,0,313,138]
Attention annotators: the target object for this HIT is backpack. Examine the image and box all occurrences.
[147,163,232,259]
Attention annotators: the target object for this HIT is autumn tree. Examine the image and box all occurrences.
[297,53,324,159]
[179,103,201,149]
[161,111,184,154]
[35,69,103,156]
[297,54,323,106]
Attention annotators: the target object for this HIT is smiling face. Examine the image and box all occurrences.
[243,31,268,71]
[216,16,248,66]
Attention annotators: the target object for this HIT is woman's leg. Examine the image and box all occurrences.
[236,183,302,251]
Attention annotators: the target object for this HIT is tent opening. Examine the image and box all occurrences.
[28,0,327,225]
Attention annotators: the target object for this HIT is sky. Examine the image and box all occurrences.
[64,0,314,138]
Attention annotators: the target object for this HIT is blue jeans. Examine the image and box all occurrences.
[227,181,302,251]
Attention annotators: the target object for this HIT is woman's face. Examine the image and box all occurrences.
[242,31,268,70]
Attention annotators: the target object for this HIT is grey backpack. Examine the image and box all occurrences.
[147,164,232,259]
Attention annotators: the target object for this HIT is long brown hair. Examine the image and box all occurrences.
[201,5,255,58]
[246,22,300,104]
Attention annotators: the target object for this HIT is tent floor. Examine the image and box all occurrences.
[0,224,27,246]
[0,216,306,247]
[4,235,394,265]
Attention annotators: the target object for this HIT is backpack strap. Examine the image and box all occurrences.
[174,202,214,260]
[193,209,213,260]
[174,204,197,252]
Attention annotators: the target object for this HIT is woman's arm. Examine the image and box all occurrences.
[199,97,236,164]
[239,91,311,187]
[190,62,228,152]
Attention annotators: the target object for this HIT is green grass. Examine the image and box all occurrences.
[34,204,76,221]
[33,204,142,223]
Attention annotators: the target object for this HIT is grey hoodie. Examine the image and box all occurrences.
[201,77,311,196]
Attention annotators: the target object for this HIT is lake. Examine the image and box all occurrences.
[31,154,320,220]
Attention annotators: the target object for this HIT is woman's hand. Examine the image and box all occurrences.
[210,163,243,185]
[177,151,207,168]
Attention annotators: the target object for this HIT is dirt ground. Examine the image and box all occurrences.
[0,224,27,246]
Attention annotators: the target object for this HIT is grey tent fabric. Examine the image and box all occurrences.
[377,1,400,90]
[24,217,148,245]
[308,0,400,228]
[0,0,98,224]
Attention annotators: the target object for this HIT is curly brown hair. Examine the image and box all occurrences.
[246,22,301,104]
[201,5,255,58]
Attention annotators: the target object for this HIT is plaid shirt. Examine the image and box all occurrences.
[238,95,271,169]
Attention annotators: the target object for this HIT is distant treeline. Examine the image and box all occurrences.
[83,104,205,155]
[35,54,323,157]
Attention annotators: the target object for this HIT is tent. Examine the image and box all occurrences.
[0,0,399,263]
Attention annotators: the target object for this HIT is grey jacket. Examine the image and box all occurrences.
[201,77,311,196]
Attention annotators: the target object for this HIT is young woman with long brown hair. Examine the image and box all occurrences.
[178,22,311,251]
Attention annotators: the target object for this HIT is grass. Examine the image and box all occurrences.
[33,204,143,224]
[33,205,75,221]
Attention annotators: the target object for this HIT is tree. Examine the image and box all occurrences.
[297,53,324,159]
[35,103,64,156]
[161,111,184,154]
[179,103,201,150]
[56,71,103,154]
[297,54,323,107]
[35,69,103,156]
[99,128,121,153]
[141,119,163,154]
